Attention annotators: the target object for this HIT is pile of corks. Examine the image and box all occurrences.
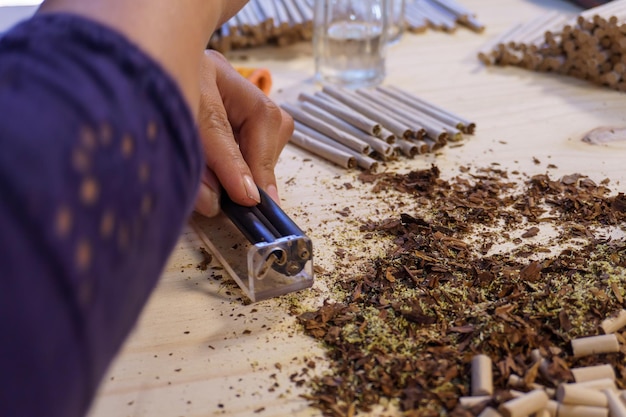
[466,312,626,417]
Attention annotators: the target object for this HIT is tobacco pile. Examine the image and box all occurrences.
[294,165,626,416]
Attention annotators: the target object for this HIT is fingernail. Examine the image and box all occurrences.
[243,175,261,203]
[197,183,220,217]
[266,184,280,205]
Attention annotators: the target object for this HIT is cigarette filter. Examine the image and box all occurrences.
[471,354,494,396]
[571,334,620,357]
[477,407,503,417]
[498,389,549,417]
[571,364,616,382]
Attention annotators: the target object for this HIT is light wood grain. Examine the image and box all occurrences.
[87,1,626,416]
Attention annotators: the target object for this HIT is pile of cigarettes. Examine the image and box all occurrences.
[281,85,475,171]
[463,310,626,417]
[208,0,313,53]
[405,0,484,34]
[208,0,483,53]
[478,0,626,93]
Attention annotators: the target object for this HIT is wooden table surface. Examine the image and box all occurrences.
[84,1,626,416]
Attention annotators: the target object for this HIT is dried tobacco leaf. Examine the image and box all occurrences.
[295,165,626,416]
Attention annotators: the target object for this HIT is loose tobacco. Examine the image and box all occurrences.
[296,165,626,416]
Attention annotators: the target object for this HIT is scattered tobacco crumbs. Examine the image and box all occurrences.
[197,247,213,271]
[292,164,626,416]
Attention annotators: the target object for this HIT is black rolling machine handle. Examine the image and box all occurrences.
[220,187,311,276]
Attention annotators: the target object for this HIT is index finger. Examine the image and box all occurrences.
[198,56,261,206]
[207,51,293,201]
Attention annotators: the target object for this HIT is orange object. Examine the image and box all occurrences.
[235,66,272,95]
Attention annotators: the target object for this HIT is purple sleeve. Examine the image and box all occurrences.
[567,0,613,7]
[0,13,202,417]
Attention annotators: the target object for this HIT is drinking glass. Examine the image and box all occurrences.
[387,0,405,44]
[313,0,388,87]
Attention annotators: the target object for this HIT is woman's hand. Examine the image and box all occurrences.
[195,50,294,218]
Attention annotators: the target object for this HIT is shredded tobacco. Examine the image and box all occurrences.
[294,165,626,416]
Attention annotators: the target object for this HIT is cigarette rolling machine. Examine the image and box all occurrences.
[192,187,314,303]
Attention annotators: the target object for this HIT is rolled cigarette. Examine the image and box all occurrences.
[471,354,494,396]
[271,0,293,32]
[352,89,427,139]
[514,11,562,45]
[292,0,313,22]
[405,8,429,33]
[280,0,305,27]
[293,122,377,171]
[293,0,313,38]
[290,130,356,169]
[457,395,491,408]
[571,334,620,357]
[255,0,282,35]
[281,103,371,154]
[394,138,419,157]
[355,88,449,143]
[556,383,608,407]
[581,0,626,20]
[601,309,626,334]
[461,14,485,33]
[431,0,473,20]
[350,152,378,171]
[498,389,549,417]
[415,0,457,32]
[377,127,396,143]
[557,404,609,417]
[299,92,382,136]
[377,85,475,134]
[238,5,264,44]
[477,406,503,417]
[605,388,626,417]
[322,85,414,139]
[300,101,394,158]
[571,364,616,382]
[477,23,523,65]
[248,0,273,34]
[411,138,437,154]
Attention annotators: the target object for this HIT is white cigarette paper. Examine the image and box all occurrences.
[290,130,356,169]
